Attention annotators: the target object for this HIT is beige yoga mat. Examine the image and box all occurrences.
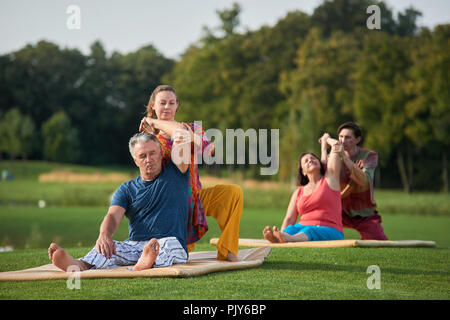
[0,247,271,282]
[210,238,436,248]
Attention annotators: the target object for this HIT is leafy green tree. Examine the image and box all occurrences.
[42,111,80,163]
[279,29,360,171]
[311,0,421,37]
[0,108,36,160]
[311,0,373,36]
[1,41,86,126]
[277,100,309,183]
[217,2,241,37]
[235,11,311,130]
[69,41,122,164]
[406,25,450,191]
[353,32,416,192]
[395,7,422,36]
[0,41,86,162]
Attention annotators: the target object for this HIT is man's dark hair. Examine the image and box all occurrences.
[337,121,363,146]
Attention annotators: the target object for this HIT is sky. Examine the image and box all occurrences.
[0,0,449,59]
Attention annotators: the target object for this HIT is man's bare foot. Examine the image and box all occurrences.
[263,226,282,243]
[272,226,285,243]
[133,238,159,271]
[226,252,239,262]
[48,243,91,271]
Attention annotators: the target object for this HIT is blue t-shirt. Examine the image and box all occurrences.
[111,161,189,253]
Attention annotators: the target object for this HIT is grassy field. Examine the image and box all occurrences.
[1,207,449,250]
[1,160,449,215]
[0,160,449,300]
[0,207,449,300]
[1,243,449,300]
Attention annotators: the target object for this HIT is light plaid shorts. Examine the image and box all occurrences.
[80,236,188,269]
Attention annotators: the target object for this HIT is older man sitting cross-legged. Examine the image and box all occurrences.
[48,131,190,271]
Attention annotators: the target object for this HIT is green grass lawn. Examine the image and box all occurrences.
[1,243,448,300]
[0,207,449,300]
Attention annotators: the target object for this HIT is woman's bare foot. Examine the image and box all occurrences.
[263,226,282,243]
[48,243,91,271]
[272,226,285,243]
[133,238,160,271]
[48,242,59,261]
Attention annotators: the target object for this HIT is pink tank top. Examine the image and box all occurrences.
[296,177,343,233]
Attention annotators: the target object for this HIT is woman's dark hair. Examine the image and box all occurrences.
[297,152,326,186]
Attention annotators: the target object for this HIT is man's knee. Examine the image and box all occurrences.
[361,231,388,240]
[360,220,388,240]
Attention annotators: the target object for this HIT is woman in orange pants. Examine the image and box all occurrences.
[139,85,243,261]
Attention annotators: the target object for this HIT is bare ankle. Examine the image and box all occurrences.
[52,248,90,272]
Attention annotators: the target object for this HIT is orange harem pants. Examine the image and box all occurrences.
[187,184,243,260]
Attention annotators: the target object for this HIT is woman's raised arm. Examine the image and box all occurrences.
[324,138,343,192]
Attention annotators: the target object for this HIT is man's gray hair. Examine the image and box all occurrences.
[128,133,161,158]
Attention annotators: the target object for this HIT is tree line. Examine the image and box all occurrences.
[0,0,448,192]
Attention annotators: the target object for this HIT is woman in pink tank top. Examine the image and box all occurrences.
[263,134,344,242]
